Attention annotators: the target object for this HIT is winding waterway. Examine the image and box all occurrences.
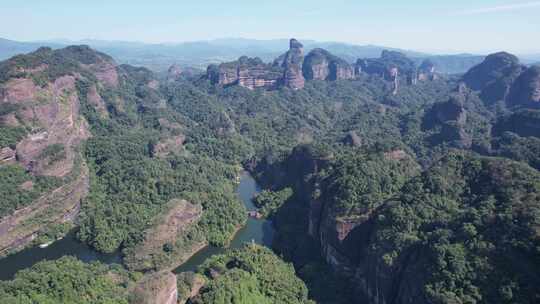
[0,171,273,280]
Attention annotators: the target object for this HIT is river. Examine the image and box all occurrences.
[0,171,273,280]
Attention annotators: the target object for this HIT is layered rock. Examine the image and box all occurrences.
[7,75,91,177]
[280,38,305,89]
[462,52,524,105]
[207,56,282,90]
[0,45,133,255]
[0,147,16,163]
[303,48,354,81]
[507,66,540,108]
[124,199,205,271]
[0,162,89,257]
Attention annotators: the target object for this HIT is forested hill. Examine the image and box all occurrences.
[0,39,539,303]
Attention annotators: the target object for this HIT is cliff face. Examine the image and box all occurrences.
[206,56,282,90]
[303,48,354,81]
[273,149,540,304]
[422,93,472,148]
[356,50,418,94]
[507,66,540,108]
[417,59,438,81]
[0,45,161,255]
[124,199,205,272]
[207,38,360,91]
[462,52,524,105]
[281,38,306,89]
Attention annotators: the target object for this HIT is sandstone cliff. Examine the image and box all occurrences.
[462,52,524,105]
[124,199,205,272]
[207,56,282,90]
[0,45,134,254]
[303,48,354,81]
[356,50,417,94]
[279,38,306,89]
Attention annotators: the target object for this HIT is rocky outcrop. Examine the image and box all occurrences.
[462,52,524,105]
[152,135,185,158]
[132,271,178,304]
[356,50,417,94]
[280,39,306,89]
[124,199,205,272]
[0,162,89,257]
[507,66,540,108]
[206,39,362,90]
[167,64,183,82]
[423,94,471,148]
[177,272,206,303]
[417,59,438,81]
[303,48,354,81]
[87,84,108,117]
[0,147,16,163]
[11,75,90,177]
[342,131,362,147]
[207,56,282,90]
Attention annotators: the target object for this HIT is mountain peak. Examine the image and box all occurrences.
[289,38,303,50]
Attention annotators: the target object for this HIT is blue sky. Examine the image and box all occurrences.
[1,0,539,54]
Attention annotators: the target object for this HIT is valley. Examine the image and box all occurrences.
[0,37,539,303]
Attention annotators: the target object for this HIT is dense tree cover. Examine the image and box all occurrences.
[253,187,293,218]
[319,149,420,217]
[492,132,540,170]
[193,244,313,304]
[0,126,26,149]
[77,78,246,253]
[0,256,133,303]
[0,164,61,218]
[368,152,540,303]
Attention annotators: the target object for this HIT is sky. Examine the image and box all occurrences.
[1,0,539,54]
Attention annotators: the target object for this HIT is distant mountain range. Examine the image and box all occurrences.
[1,37,537,74]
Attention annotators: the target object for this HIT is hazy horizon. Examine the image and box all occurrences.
[1,1,539,55]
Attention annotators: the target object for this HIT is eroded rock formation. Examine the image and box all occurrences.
[356,50,417,94]
[303,48,354,81]
[417,59,438,81]
[507,66,540,108]
[280,38,306,89]
[462,52,524,105]
[207,56,282,90]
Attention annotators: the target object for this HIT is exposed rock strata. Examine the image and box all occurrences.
[125,199,204,271]
[0,162,89,257]
[280,38,306,89]
[207,56,282,90]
